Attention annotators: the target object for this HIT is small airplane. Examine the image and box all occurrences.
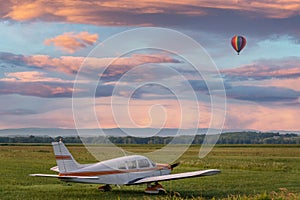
[30,140,220,194]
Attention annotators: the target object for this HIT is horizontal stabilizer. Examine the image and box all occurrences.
[50,166,59,172]
[29,174,60,178]
[29,174,99,180]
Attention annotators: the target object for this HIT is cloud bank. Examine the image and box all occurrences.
[222,57,300,81]
[2,0,300,41]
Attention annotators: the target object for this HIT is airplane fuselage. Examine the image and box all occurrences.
[58,155,171,185]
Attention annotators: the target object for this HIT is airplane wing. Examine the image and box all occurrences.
[128,169,220,185]
[29,174,99,180]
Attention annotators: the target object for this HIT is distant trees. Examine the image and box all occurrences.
[219,132,300,144]
[0,135,53,143]
[0,132,299,144]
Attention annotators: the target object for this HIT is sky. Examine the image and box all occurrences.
[0,0,299,132]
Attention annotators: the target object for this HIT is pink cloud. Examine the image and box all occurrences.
[101,54,180,78]
[44,32,99,53]
[2,71,70,83]
[232,77,300,92]
[0,93,76,129]
[24,55,84,74]
[0,71,74,98]
[222,57,300,80]
[225,101,300,131]
[222,58,300,103]
[14,53,179,75]
[0,81,74,98]
[224,65,300,79]
[5,1,48,21]
[0,52,181,99]
[3,0,299,26]
[48,95,300,132]
[74,97,208,129]
[0,90,298,131]
[266,77,300,92]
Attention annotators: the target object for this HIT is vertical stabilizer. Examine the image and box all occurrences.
[52,141,80,173]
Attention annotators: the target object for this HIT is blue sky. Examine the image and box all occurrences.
[0,0,299,132]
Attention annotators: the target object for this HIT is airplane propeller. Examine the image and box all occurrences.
[170,162,180,170]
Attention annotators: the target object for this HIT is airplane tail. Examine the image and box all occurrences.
[52,140,81,173]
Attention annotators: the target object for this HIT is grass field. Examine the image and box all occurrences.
[0,144,299,200]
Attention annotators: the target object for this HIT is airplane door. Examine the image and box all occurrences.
[127,160,138,181]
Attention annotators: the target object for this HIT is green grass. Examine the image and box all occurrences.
[0,144,299,199]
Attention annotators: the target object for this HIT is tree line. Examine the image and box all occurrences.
[0,132,299,145]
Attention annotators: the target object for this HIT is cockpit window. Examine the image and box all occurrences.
[118,162,127,170]
[127,160,137,169]
[137,159,150,168]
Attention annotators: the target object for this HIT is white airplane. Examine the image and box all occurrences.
[30,140,220,194]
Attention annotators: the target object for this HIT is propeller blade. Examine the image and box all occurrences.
[170,162,180,170]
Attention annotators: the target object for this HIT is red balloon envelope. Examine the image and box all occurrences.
[231,35,246,55]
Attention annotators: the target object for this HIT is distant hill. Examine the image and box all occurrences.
[0,127,228,137]
[0,127,299,138]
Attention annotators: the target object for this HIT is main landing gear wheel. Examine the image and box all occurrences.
[98,184,112,192]
[144,182,166,194]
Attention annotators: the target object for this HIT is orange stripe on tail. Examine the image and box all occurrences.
[55,155,72,160]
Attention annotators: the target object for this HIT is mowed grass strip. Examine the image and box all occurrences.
[0,144,299,199]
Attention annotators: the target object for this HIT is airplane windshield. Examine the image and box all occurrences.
[148,159,156,167]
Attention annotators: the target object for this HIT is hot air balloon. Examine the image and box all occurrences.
[231,35,246,55]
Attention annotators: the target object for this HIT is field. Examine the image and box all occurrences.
[0,144,299,200]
